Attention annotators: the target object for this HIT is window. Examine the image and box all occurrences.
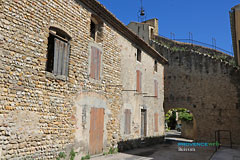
[136,70,142,92]
[90,15,103,42]
[154,60,157,72]
[154,80,158,98]
[90,20,96,40]
[90,46,102,80]
[150,28,154,40]
[137,49,141,62]
[46,27,70,77]
[154,113,159,132]
[124,109,131,134]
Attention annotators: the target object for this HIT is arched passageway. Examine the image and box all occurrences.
[165,108,197,140]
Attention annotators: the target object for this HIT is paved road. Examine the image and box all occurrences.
[91,130,216,160]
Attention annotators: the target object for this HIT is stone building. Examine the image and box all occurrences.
[230,4,240,65]
[0,0,167,159]
[128,19,240,145]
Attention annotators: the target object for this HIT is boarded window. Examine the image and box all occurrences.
[137,49,141,62]
[46,33,70,77]
[154,60,157,72]
[154,80,158,98]
[154,113,159,132]
[124,109,131,134]
[136,70,142,92]
[90,46,102,80]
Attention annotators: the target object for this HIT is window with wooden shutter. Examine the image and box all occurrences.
[90,46,102,80]
[46,28,70,78]
[53,38,70,76]
[136,70,142,92]
[124,109,131,134]
[154,113,159,132]
[154,80,158,98]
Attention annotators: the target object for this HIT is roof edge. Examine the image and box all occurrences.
[78,0,168,65]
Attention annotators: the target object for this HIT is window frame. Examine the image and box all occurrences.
[90,15,103,43]
[137,48,142,62]
[90,20,96,40]
[46,28,71,80]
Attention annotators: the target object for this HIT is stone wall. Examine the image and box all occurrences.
[151,37,240,144]
[0,0,166,159]
[152,36,235,65]
[117,34,165,140]
[181,120,195,140]
[0,0,123,158]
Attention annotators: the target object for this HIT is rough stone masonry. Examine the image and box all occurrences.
[128,20,240,146]
[0,0,167,159]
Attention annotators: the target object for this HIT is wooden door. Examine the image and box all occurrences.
[89,108,104,155]
[141,109,147,137]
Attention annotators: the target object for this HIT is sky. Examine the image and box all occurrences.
[98,0,240,56]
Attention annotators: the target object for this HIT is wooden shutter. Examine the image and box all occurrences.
[136,70,142,92]
[62,42,70,76]
[97,50,101,80]
[58,41,64,75]
[140,71,142,92]
[93,48,98,79]
[154,113,159,132]
[90,47,101,80]
[124,109,131,134]
[154,80,158,98]
[53,38,60,75]
[65,43,70,76]
[90,47,96,79]
[53,38,69,76]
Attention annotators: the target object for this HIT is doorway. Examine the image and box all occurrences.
[141,109,147,137]
[89,108,104,155]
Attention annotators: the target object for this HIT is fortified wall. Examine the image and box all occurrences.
[151,36,240,144]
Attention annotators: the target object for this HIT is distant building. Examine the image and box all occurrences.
[230,4,240,65]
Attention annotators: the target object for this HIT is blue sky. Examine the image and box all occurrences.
[98,0,240,56]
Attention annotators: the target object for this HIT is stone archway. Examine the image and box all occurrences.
[164,107,197,140]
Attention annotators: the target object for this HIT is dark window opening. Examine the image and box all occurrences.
[46,29,70,77]
[90,20,96,40]
[154,60,157,72]
[151,28,154,39]
[46,34,55,73]
[137,49,141,62]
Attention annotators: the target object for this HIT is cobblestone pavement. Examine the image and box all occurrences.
[211,146,240,160]
[91,141,215,160]
[91,132,215,160]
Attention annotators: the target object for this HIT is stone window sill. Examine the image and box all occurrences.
[88,76,102,84]
[46,72,68,81]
